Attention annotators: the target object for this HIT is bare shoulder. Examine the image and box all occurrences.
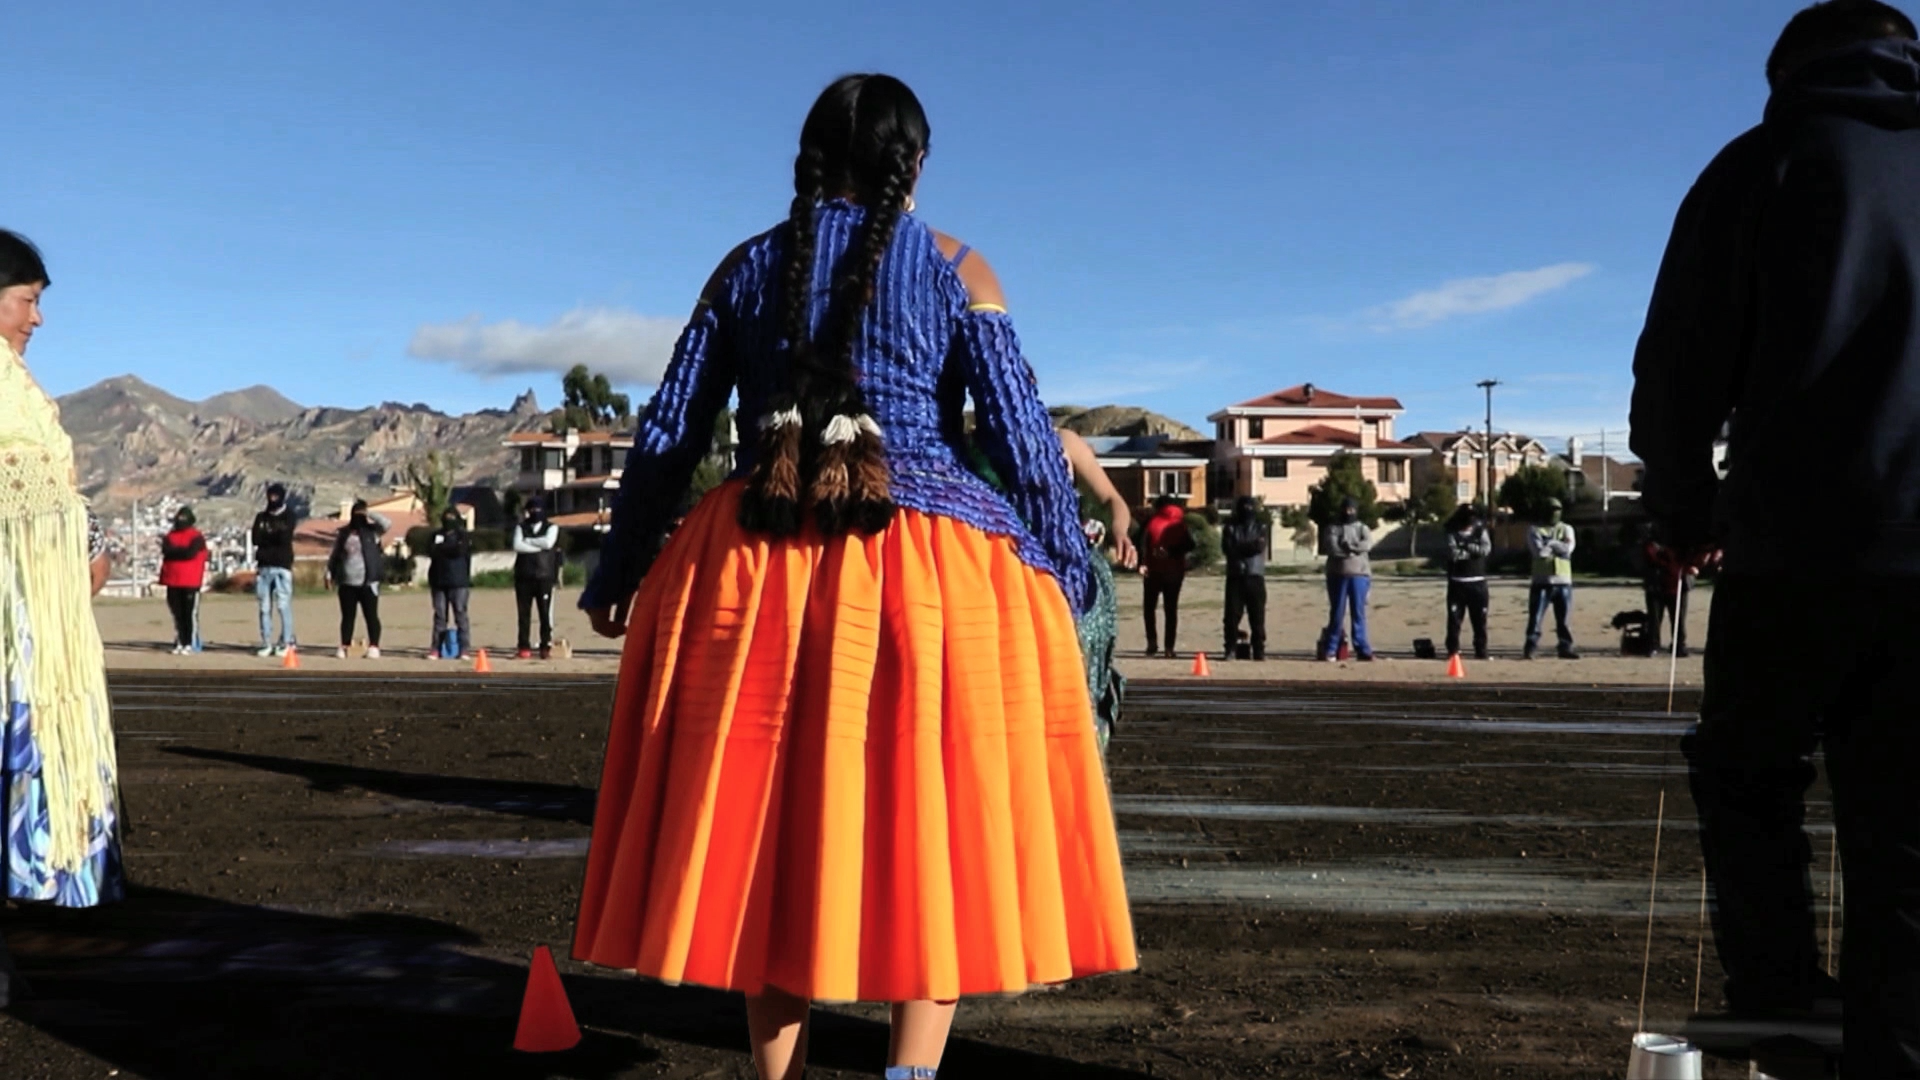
[930,230,1007,312]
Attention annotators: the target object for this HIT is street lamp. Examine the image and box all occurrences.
[1476,379,1501,519]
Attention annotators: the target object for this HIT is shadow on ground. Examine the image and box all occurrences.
[162,745,597,825]
[4,889,1151,1079]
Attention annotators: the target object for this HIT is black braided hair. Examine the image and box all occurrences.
[737,74,929,538]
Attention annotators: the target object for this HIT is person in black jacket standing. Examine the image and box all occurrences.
[250,483,298,656]
[325,500,389,659]
[427,507,473,659]
[1630,4,1920,1071]
[513,498,562,659]
[1443,505,1491,661]
[1220,496,1268,660]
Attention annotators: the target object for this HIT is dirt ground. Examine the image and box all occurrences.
[95,575,1711,687]
[0,671,1827,1079]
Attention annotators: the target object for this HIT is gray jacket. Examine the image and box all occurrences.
[1221,519,1267,577]
[1322,519,1373,577]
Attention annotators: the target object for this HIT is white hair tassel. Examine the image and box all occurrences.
[761,406,803,432]
[855,414,882,439]
[821,414,861,446]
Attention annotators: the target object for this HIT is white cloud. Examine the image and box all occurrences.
[1368,263,1595,330]
[407,306,684,386]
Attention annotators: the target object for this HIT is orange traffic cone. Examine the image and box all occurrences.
[473,649,492,674]
[512,945,581,1053]
[1446,653,1466,679]
[1191,652,1211,677]
[280,646,300,670]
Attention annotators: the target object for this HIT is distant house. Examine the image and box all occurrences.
[1207,384,1425,506]
[1408,431,1553,509]
[503,429,634,532]
[1561,437,1642,511]
[1083,435,1211,510]
[292,489,428,562]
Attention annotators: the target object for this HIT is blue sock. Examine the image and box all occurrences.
[883,1069,937,1080]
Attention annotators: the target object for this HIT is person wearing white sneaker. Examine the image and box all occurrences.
[365,646,380,659]
[326,499,389,660]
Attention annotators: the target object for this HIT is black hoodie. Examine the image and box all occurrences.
[1632,39,1920,574]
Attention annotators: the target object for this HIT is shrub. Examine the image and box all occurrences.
[1307,453,1382,527]
[1185,513,1222,573]
[383,555,415,587]
[1498,465,1570,521]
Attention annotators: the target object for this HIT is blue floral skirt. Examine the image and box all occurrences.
[2,558,125,908]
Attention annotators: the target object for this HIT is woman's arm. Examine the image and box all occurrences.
[1059,429,1136,568]
[952,251,1092,615]
[581,253,740,627]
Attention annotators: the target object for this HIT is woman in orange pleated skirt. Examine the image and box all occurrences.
[573,74,1135,1079]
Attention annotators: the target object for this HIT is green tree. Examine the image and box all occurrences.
[1406,466,1459,556]
[554,364,634,432]
[686,407,736,501]
[1499,464,1571,521]
[1306,453,1382,527]
[404,450,460,524]
[1185,512,1222,572]
[1278,504,1317,553]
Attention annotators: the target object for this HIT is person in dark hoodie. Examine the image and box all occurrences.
[513,497,562,659]
[1629,2,1920,1069]
[325,499,389,659]
[1444,505,1492,662]
[427,507,473,659]
[1220,496,1268,660]
[250,483,297,656]
[158,506,209,655]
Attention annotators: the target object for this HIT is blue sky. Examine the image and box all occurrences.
[9,0,1805,452]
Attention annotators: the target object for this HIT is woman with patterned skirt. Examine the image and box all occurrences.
[0,231,125,1007]
[573,76,1137,1079]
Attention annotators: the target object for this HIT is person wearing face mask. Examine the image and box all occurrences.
[1,230,125,1006]
[1523,498,1579,660]
[427,507,474,659]
[1320,497,1375,661]
[512,497,562,659]
[250,482,298,656]
[1444,505,1493,662]
[1140,496,1195,658]
[158,506,209,655]
[1220,496,1269,660]
[326,498,389,659]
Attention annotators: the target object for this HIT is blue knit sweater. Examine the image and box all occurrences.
[579,202,1092,616]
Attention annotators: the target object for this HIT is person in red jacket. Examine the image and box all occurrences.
[158,506,210,655]
[1140,496,1195,657]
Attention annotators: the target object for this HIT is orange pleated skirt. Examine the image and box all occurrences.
[572,481,1138,1003]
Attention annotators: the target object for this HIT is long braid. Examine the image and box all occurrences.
[808,142,911,535]
[741,73,926,539]
[737,148,825,536]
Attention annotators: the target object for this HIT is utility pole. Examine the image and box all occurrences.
[1477,380,1501,520]
[1600,428,1611,520]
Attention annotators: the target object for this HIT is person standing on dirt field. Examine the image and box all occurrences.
[1220,495,1268,660]
[326,499,388,659]
[1642,523,1713,658]
[1320,497,1374,661]
[1444,505,1492,661]
[1140,496,1194,658]
[1522,498,1579,660]
[1631,4,1920,1072]
[513,497,561,659]
[158,505,209,655]
[250,483,297,656]
[427,507,473,659]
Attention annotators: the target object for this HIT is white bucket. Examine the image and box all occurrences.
[1628,1032,1703,1079]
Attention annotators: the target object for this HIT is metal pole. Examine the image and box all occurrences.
[1601,428,1611,520]
[1477,380,1500,520]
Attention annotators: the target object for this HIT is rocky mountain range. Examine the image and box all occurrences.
[57,376,550,525]
[56,376,1204,526]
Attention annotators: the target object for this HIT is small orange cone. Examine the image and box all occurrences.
[473,649,492,674]
[1446,653,1466,679]
[280,646,299,670]
[1191,652,1211,677]
[513,945,581,1053]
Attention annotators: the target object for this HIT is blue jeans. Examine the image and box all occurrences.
[1324,575,1372,658]
[256,566,296,648]
[1525,583,1574,652]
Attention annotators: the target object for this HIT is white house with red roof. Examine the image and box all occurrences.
[1206,384,1426,506]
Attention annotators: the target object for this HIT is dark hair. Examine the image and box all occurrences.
[737,74,931,538]
[266,482,287,499]
[0,229,49,291]
[351,499,369,514]
[1769,0,1917,86]
[174,507,196,527]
